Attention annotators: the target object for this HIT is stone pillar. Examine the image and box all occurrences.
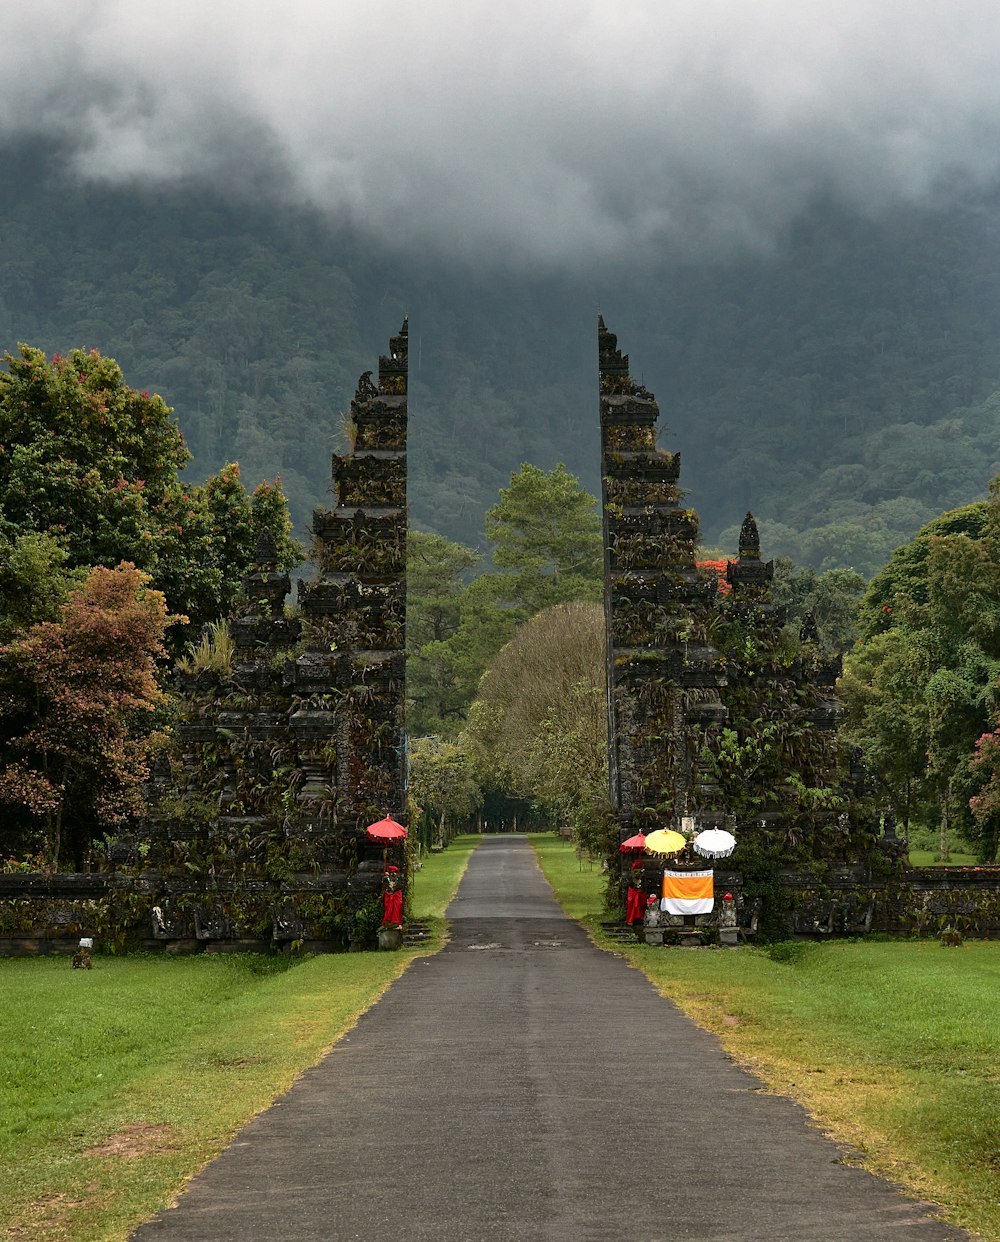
[598,318,727,853]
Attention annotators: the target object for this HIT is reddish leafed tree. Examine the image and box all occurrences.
[969,726,1000,862]
[697,559,732,596]
[0,562,177,870]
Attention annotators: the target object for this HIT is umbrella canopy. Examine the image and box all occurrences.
[644,828,687,856]
[692,828,737,860]
[365,816,408,843]
[619,832,647,853]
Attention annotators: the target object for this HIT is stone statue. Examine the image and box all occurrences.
[357,370,379,398]
[799,609,820,645]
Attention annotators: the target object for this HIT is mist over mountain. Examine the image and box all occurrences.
[3,2,1000,574]
[6,3,1000,268]
[3,140,1000,575]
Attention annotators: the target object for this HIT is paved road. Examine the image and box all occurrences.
[132,836,971,1241]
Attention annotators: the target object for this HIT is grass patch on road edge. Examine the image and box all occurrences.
[0,835,480,1242]
[532,832,1000,1242]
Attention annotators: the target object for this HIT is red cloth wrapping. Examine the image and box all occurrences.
[382,889,403,926]
[625,885,647,925]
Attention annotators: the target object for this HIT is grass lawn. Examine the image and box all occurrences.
[532,833,1000,1242]
[0,834,480,1242]
[907,848,980,867]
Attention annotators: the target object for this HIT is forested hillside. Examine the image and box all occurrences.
[4,140,1000,574]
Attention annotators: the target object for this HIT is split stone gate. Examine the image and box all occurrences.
[1,320,998,951]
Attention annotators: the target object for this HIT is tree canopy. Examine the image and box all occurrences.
[407,735,482,849]
[406,464,603,739]
[840,483,1000,859]
[483,462,603,613]
[467,601,608,829]
[0,346,302,649]
[0,562,176,870]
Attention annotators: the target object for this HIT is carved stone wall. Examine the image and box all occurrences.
[719,514,857,857]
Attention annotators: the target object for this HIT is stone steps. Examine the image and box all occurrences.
[600,921,642,944]
[403,921,432,947]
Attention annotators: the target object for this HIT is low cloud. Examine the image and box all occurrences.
[4,1,1000,265]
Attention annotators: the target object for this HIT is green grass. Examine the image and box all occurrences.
[905,823,982,867]
[531,834,609,920]
[409,834,481,919]
[0,835,480,1242]
[907,848,980,866]
[532,832,1000,1242]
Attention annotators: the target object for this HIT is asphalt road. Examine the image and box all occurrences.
[131,835,972,1242]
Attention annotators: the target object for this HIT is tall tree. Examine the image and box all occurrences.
[841,483,1000,859]
[406,735,482,849]
[0,532,84,645]
[0,563,177,870]
[0,345,188,563]
[770,560,867,654]
[407,530,481,648]
[467,601,608,831]
[838,621,935,830]
[0,346,301,650]
[406,530,481,737]
[406,466,604,739]
[483,463,602,614]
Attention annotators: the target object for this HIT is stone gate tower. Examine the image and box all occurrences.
[598,319,728,845]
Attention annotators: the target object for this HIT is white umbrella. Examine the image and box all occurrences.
[692,828,737,860]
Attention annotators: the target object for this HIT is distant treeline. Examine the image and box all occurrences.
[3,141,1000,576]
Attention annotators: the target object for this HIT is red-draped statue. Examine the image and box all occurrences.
[625,859,649,925]
[382,864,403,927]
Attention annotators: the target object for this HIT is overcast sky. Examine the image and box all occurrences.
[3,1,1000,267]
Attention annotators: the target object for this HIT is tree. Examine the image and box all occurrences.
[0,563,177,870]
[0,346,302,651]
[407,530,481,647]
[770,559,867,653]
[156,462,302,639]
[406,530,481,736]
[407,466,604,738]
[483,463,602,615]
[841,484,1000,859]
[0,345,187,560]
[467,602,608,827]
[838,621,935,830]
[407,736,483,849]
[968,729,1000,863]
[856,501,989,640]
[0,532,84,645]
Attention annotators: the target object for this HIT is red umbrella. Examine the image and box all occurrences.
[365,816,408,843]
[619,832,646,853]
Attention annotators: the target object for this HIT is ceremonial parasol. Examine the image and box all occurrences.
[644,828,687,856]
[619,832,647,853]
[365,816,408,843]
[692,827,737,860]
[366,815,408,868]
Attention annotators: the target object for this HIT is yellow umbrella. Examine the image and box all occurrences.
[644,828,687,856]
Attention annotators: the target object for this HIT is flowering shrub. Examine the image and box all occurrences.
[969,727,1000,861]
[697,559,732,596]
